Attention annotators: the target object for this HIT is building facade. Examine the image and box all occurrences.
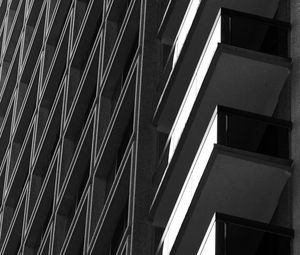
[0,0,297,254]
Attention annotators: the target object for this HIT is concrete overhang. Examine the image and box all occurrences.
[150,44,291,227]
[196,212,293,255]
[170,144,292,255]
[158,0,280,45]
[154,1,289,134]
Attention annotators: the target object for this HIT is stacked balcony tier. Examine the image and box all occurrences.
[151,7,291,228]
[154,8,290,133]
[153,106,291,254]
[197,213,292,255]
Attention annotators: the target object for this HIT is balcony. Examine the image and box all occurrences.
[150,105,292,233]
[154,8,291,134]
[161,212,293,255]
[158,0,281,45]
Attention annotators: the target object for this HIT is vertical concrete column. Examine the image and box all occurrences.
[2,206,14,240]
[90,177,106,237]
[103,20,118,69]
[29,174,42,216]
[36,106,49,147]
[68,66,82,108]
[130,0,160,254]
[23,25,34,58]
[270,0,291,229]
[9,142,21,180]
[53,214,68,254]
[0,61,9,90]
[17,82,28,114]
[73,0,88,41]
[291,0,300,254]
[23,246,35,255]
[7,9,16,34]
[43,44,55,82]
[97,96,112,149]
[49,0,58,20]
[61,138,75,186]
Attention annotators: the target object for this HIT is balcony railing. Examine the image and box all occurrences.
[167,6,289,72]
[164,8,289,164]
[220,9,289,58]
[197,213,293,255]
[159,106,291,255]
[216,106,290,158]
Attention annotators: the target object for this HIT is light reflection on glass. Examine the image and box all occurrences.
[163,113,218,255]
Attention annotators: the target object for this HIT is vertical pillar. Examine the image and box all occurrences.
[291,0,300,254]
[129,0,160,254]
[270,0,291,229]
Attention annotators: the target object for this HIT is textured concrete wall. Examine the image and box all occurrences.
[291,0,300,253]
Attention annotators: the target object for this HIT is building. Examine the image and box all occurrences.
[0,0,297,254]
